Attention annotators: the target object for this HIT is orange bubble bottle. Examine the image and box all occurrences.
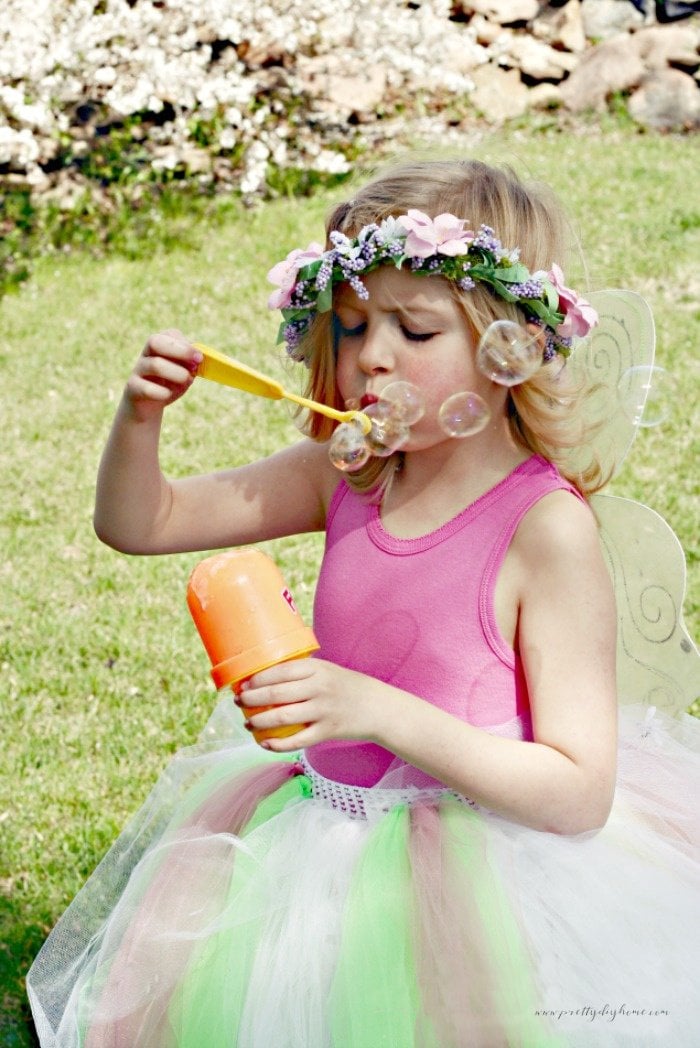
[187,549,319,743]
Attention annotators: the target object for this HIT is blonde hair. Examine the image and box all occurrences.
[294,158,606,498]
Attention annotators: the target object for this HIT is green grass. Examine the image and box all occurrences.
[2,124,699,1045]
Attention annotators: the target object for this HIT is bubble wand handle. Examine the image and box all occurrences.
[193,342,371,434]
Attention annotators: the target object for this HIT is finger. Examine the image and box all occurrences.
[257,724,319,753]
[144,329,189,356]
[242,700,313,732]
[242,658,319,691]
[126,374,182,403]
[237,680,311,709]
[143,332,202,371]
[135,353,196,387]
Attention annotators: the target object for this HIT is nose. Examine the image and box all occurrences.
[357,323,394,375]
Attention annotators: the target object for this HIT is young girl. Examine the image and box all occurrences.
[28,159,699,1047]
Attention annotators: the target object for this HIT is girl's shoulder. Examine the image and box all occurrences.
[515,484,597,551]
[509,486,607,596]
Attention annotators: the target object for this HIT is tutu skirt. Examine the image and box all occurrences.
[28,698,700,1047]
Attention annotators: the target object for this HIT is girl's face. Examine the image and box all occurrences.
[334,266,496,451]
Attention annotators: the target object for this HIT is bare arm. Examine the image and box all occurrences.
[241,492,618,834]
[94,330,338,553]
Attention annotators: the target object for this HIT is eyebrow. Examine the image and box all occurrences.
[334,298,446,323]
[390,303,445,323]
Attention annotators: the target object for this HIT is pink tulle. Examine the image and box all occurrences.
[85,761,300,1047]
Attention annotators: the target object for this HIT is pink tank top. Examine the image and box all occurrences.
[305,455,584,787]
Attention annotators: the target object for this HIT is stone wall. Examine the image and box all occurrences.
[0,0,698,205]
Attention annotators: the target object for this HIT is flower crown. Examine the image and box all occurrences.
[267,210,598,365]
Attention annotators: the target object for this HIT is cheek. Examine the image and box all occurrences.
[334,352,355,401]
[402,352,480,410]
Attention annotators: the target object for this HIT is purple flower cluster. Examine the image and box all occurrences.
[509,279,544,299]
[315,259,334,291]
[536,323,572,363]
[282,319,308,360]
[471,225,502,253]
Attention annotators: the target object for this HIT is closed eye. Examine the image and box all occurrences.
[401,325,435,342]
[334,316,366,338]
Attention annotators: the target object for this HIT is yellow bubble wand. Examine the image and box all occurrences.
[193,342,371,434]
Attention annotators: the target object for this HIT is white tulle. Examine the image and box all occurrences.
[27,699,700,1048]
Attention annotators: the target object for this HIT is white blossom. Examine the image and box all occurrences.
[0,0,511,199]
[313,150,351,175]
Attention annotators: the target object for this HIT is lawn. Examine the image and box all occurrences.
[1,124,698,1045]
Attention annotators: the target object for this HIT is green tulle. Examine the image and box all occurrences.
[168,773,310,1046]
[328,798,560,1047]
[329,805,420,1047]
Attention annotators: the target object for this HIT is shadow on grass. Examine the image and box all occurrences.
[1,897,43,1048]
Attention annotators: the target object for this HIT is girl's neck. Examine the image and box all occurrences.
[380,423,529,540]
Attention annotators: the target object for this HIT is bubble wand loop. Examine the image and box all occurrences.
[192,342,372,435]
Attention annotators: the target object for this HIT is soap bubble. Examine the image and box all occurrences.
[438,392,491,437]
[379,381,426,425]
[329,421,370,472]
[363,400,410,457]
[476,320,541,387]
[617,365,676,428]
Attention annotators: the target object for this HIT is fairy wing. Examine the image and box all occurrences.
[564,289,656,482]
[560,290,697,714]
[591,494,698,715]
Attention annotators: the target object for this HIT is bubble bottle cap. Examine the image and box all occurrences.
[186,548,319,691]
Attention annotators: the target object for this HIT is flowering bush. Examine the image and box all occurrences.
[2,1,694,295]
[0,0,495,293]
[0,0,480,200]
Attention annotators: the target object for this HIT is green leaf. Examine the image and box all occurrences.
[316,283,332,313]
[495,263,529,283]
[297,259,323,281]
[542,279,559,312]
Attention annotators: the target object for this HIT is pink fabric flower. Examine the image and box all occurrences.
[267,243,325,309]
[398,210,472,259]
[548,263,598,338]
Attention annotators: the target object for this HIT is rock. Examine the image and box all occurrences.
[440,36,490,77]
[306,64,388,116]
[532,0,587,53]
[628,67,700,128]
[527,82,564,108]
[180,145,212,174]
[468,64,530,121]
[237,39,290,70]
[457,0,540,25]
[560,35,647,109]
[502,35,579,79]
[469,13,508,45]
[581,0,645,40]
[631,24,700,69]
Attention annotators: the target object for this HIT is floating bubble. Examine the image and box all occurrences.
[476,320,541,387]
[378,381,426,426]
[329,421,371,472]
[363,400,410,457]
[617,366,677,428]
[438,392,491,438]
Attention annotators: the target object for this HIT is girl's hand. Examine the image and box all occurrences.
[237,658,385,752]
[124,329,202,422]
